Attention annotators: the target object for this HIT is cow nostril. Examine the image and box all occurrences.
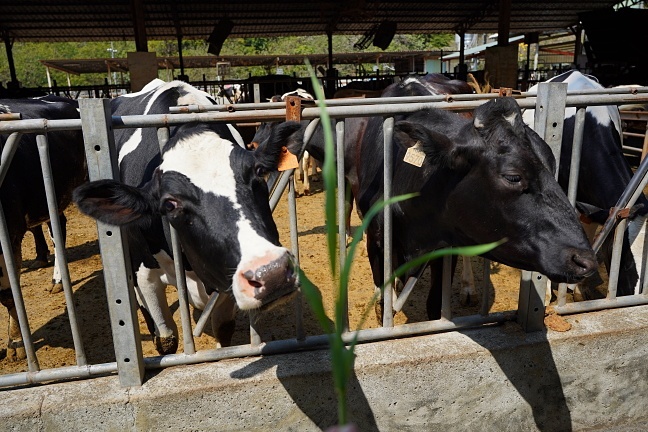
[572,252,597,276]
[249,279,263,288]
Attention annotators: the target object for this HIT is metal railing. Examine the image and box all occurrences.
[1,84,648,388]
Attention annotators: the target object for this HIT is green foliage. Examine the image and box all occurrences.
[0,33,454,88]
[299,60,501,427]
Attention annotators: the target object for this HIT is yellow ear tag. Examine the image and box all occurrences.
[403,141,425,167]
[277,146,300,171]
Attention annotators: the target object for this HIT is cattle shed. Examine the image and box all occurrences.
[0,0,639,92]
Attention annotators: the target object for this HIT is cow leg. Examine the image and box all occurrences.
[210,294,237,348]
[301,151,312,196]
[427,256,458,320]
[458,256,478,306]
[1,246,26,362]
[28,225,50,269]
[48,214,66,294]
[134,265,178,355]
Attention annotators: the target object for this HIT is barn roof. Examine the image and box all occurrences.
[0,1,625,42]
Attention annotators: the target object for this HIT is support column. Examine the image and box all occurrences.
[130,0,148,52]
[3,34,19,90]
[497,0,511,47]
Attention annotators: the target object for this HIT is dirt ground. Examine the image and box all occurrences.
[0,175,523,375]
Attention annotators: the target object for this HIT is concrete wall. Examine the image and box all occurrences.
[2,305,648,431]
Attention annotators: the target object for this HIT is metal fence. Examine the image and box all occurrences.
[1,83,648,388]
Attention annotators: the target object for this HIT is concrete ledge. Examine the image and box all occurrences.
[2,305,648,431]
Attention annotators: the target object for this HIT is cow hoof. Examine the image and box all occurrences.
[6,342,26,362]
[29,259,49,269]
[49,283,64,294]
[303,189,311,196]
[459,290,479,307]
[154,334,178,355]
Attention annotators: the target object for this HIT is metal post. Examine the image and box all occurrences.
[36,134,86,365]
[78,98,144,386]
[519,81,567,332]
[156,127,195,355]
[441,256,452,320]
[382,117,394,328]
[336,119,349,331]
[558,106,586,307]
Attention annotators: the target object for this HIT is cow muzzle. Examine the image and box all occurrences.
[234,249,299,311]
[564,247,598,282]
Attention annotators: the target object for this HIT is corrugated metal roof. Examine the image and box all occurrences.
[0,1,622,42]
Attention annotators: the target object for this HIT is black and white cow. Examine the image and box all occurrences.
[0,96,87,361]
[73,79,302,355]
[523,70,648,297]
[334,76,598,319]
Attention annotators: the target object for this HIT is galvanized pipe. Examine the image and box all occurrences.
[156,127,196,355]
[36,134,87,365]
[0,362,118,389]
[558,106,586,308]
[2,93,648,134]
[441,256,452,320]
[288,173,305,341]
[393,264,428,313]
[144,311,515,369]
[607,219,628,300]
[336,119,349,331]
[553,293,648,315]
[382,117,394,328]
[0,200,39,371]
[0,132,22,187]
[193,291,219,337]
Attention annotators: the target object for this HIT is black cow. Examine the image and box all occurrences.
[73,79,302,355]
[293,75,597,320]
[0,96,87,361]
[524,70,648,297]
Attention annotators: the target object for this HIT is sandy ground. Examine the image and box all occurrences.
[0,175,523,375]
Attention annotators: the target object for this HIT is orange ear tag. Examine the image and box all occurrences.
[277,146,300,171]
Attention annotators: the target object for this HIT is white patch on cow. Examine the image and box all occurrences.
[152,250,210,309]
[120,78,166,98]
[0,104,11,113]
[134,262,176,339]
[402,76,444,96]
[281,88,314,100]
[504,112,518,127]
[160,131,288,310]
[227,124,245,148]
[473,117,484,128]
[628,215,647,294]
[118,128,143,165]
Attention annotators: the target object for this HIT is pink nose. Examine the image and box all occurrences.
[238,251,297,306]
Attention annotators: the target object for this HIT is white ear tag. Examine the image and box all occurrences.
[403,140,425,167]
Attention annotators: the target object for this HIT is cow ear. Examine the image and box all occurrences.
[394,121,476,172]
[524,125,557,175]
[73,179,157,227]
[254,121,304,171]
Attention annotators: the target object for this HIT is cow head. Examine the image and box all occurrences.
[74,121,304,311]
[393,97,597,283]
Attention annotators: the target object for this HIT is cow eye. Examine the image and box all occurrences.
[162,198,178,213]
[503,174,522,183]
[255,165,268,177]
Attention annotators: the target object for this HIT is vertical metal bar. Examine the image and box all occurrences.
[287,173,305,341]
[382,117,394,328]
[0,200,39,371]
[607,220,627,300]
[249,310,262,346]
[35,134,86,365]
[519,82,567,332]
[480,258,491,316]
[558,106,586,307]
[0,133,22,187]
[78,98,144,386]
[156,127,195,355]
[441,256,452,320]
[336,119,349,331]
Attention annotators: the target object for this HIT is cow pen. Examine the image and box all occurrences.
[1,82,648,398]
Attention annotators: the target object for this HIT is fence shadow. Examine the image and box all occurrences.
[231,350,379,431]
[462,324,572,432]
